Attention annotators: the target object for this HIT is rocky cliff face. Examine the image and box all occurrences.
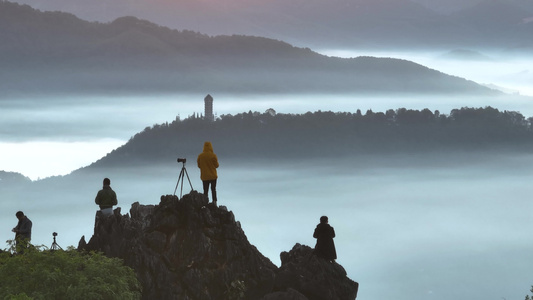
[78,192,358,300]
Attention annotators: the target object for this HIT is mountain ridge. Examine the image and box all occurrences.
[0,1,496,97]
[7,0,533,50]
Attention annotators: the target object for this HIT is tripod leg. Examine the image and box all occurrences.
[174,166,194,198]
[183,168,194,191]
[180,168,185,197]
[173,169,184,196]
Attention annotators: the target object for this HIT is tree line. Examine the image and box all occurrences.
[89,106,533,168]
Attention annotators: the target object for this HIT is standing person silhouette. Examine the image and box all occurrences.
[197,141,219,205]
[95,177,117,216]
[12,211,32,253]
[313,216,337,262]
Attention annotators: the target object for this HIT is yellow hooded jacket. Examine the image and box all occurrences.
[197,141,219,181]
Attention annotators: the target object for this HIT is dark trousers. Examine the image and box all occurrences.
[203,179,217,203]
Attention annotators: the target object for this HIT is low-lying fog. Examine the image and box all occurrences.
[1,51,533,299]
[1,154,532,300]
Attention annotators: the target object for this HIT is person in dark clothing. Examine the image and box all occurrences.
[313,216,337,262]
[12,211,32,253]
[95,177,118,216]
[197,141,219,205]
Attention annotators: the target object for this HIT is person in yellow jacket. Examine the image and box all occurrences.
[197,141,219,205]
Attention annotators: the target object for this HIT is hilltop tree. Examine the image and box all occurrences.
[526,285,533,300]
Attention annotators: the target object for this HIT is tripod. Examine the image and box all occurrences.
[173,160,194,198]
[50,232,62,251]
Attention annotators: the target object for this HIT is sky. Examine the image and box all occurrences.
[11,0,490,22]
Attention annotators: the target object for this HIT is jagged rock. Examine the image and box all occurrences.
[78,192,358,300]
[267,244,359,300]
[261,288,309,300]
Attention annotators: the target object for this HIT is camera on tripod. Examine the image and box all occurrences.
[51,232,62,250]
[173,157,194,197]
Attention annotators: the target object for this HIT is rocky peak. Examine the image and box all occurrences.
[78,192,358,299]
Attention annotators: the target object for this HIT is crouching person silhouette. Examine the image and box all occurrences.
[95,177,117,216]
[197,141,219,205]
[313,216,337,262]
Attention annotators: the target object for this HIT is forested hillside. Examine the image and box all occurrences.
[85,106,533,170]
[0,1,495,96]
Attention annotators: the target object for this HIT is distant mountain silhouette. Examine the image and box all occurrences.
[450,0,533,45]
[79,107,533,172]
[0,171,31,185]
[412,0,533,14]
[0,1,497,97]
[8,0,533,51]
[438,49,493,61]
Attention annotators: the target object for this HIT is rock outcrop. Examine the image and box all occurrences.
[78,192,358,300]
[273,244,359,300]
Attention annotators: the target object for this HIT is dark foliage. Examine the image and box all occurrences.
[88,106,533,169]
[0,246,141,299]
